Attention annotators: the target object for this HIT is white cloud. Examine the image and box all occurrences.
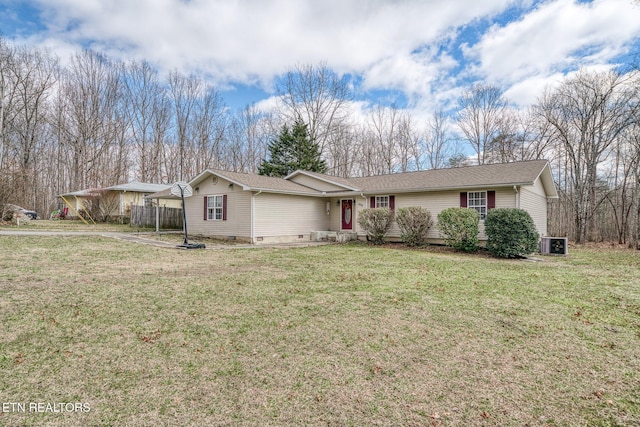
[6,0,640,117]
[504,63,619,107]
[25,0,514,88]
[466,0,640,84]
[503,72,566,107]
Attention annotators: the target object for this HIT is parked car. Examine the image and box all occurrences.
[20,209,38,220]
[2,204,39,221]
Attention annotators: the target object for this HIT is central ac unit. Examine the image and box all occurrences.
[539,237,568,255]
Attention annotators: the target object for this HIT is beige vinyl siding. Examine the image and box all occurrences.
[185,177,252,238]
[386,191,458,240]
[526,176,548,197]
[253,193,330,239]
[383,188,518,240]
[329,198,341,231]
[520,182,548,236]
[494,188,517,209]
[288,174,348,192]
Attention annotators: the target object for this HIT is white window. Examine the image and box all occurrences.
[375,196,389,208]
[207,195,224,220]
[468,191,487,219]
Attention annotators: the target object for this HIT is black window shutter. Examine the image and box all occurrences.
[487,191,496,210]
[460,192,467,208]
[389,195,395,211]
[370,196,376,208]
[203,196,208,220]
[222,195,228,221]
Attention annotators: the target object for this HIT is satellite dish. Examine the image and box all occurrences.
[171,182,193,198]
[171,181,205,250]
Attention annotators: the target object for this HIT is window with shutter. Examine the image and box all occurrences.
[468,191,487,219]
[206,195,226,220]
[375,196,389,208]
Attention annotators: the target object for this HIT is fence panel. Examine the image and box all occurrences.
[130,206,183,229]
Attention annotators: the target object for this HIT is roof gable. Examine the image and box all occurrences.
[284,170,359,192]
[190,169,322,195]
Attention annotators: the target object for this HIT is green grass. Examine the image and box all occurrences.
[1,219,156,232]
[0,237,639,426]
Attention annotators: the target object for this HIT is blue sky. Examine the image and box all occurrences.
[1,0,639,116]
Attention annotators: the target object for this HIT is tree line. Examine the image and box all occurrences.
[1,38,639,245]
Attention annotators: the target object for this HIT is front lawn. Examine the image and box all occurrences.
[0,237,638,426]
[0,219,155,233]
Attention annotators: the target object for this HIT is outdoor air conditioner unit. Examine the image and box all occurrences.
[539,237,568,255]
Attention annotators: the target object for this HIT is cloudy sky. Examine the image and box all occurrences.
[1,0,640,114]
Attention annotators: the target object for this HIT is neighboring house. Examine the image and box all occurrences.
[59,182,181,219]
[148,160,558,244]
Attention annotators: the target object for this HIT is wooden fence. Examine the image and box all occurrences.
[130,205,183,229]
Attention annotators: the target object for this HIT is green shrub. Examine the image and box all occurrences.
[485,208,540,258]
[358,208,394,245]
[436,208,479,252]
[396,206,433,246]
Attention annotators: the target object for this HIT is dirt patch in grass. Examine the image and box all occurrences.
[139,232,245,246]
[1,236,639,426]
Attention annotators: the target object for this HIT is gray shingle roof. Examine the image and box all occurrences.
[209,169,319,194]
[348,160,551,193]
[107,182,171,193]
[60,182,170,197]
[147,160,556,199]
[145,187,176,199]
[285,170,359,190]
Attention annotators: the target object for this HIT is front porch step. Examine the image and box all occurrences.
[311,231,358,243]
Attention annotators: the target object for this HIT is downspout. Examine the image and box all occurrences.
[251,190,263,243]
[513,186,519,209]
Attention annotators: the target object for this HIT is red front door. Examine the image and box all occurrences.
[341,200,353,230]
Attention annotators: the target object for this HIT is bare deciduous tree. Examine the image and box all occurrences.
[368,103,400,174]
[169,70,196,180]
[537,69,640,243]
[122,60,169,182]
[457,84,509,165]
[58,49,122,190]
[423,110,454,169]
[0,39,58,211]
[192,84,226,173]
[276,63,352,159]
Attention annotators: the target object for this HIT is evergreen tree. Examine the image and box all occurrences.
[258,119,327,177]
